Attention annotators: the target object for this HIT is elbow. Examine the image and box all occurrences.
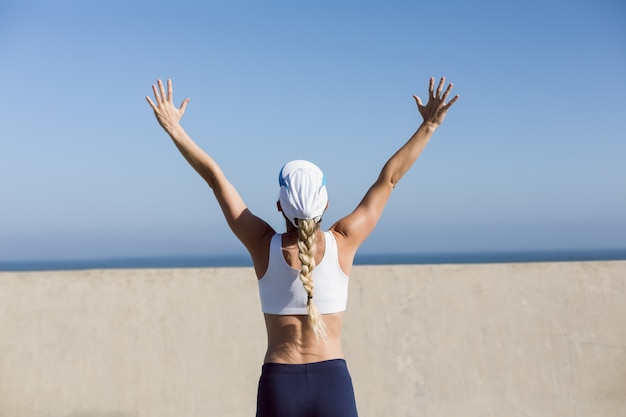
[379,159,401,188]
[376,171,399,190]
[379,164,401,189]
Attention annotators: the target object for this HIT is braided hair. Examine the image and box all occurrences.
[296,218,328,341]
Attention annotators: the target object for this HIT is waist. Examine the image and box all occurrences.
[261,359,348,374]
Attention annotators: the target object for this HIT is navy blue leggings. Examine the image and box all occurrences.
[256,359,359,417]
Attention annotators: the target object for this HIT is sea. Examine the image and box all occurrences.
[1,249,625,272]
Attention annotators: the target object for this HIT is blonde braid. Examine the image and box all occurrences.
[297,218,328,341]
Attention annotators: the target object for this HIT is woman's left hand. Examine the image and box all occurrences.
[146,79,190,133]
[413,77,459,128]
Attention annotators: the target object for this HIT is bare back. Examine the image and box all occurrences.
[263,313,344,363]
[258,229,350,364]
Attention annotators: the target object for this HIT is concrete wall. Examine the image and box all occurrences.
[1,261,624,417]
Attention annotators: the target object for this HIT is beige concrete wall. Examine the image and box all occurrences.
[1,261,624,417]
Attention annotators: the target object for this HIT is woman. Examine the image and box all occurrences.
[146,77,458,417]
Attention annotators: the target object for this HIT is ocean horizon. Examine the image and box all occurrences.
[1,248,625,272]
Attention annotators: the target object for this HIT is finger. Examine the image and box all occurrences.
[158,79,166,102]
[442,82,453,102]
[444,94,460,109]
[436,77,445,97]
[413,94,423,108]
[429,77,435,96]
[146,96,157,111]
[167,79,173,102]
[179,97,190,113]
[151,84,159,101]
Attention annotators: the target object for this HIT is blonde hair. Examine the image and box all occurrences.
[296,218,328,341]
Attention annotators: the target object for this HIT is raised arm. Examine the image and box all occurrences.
[146,79,274,260]
[332,77,459,253]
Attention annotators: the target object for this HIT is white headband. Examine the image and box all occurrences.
[278,160,328,228]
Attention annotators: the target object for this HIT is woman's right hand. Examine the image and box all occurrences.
[146,79,190,133]
[413,77,459,128]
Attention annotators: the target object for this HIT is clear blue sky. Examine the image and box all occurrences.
[1,0,625,262]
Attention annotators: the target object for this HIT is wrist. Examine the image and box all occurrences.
[420,121,439,132]
[164,123,185,137]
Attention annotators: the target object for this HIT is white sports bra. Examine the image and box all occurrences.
[258,231,349,315]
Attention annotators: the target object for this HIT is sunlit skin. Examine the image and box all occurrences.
[147,77,458,364]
